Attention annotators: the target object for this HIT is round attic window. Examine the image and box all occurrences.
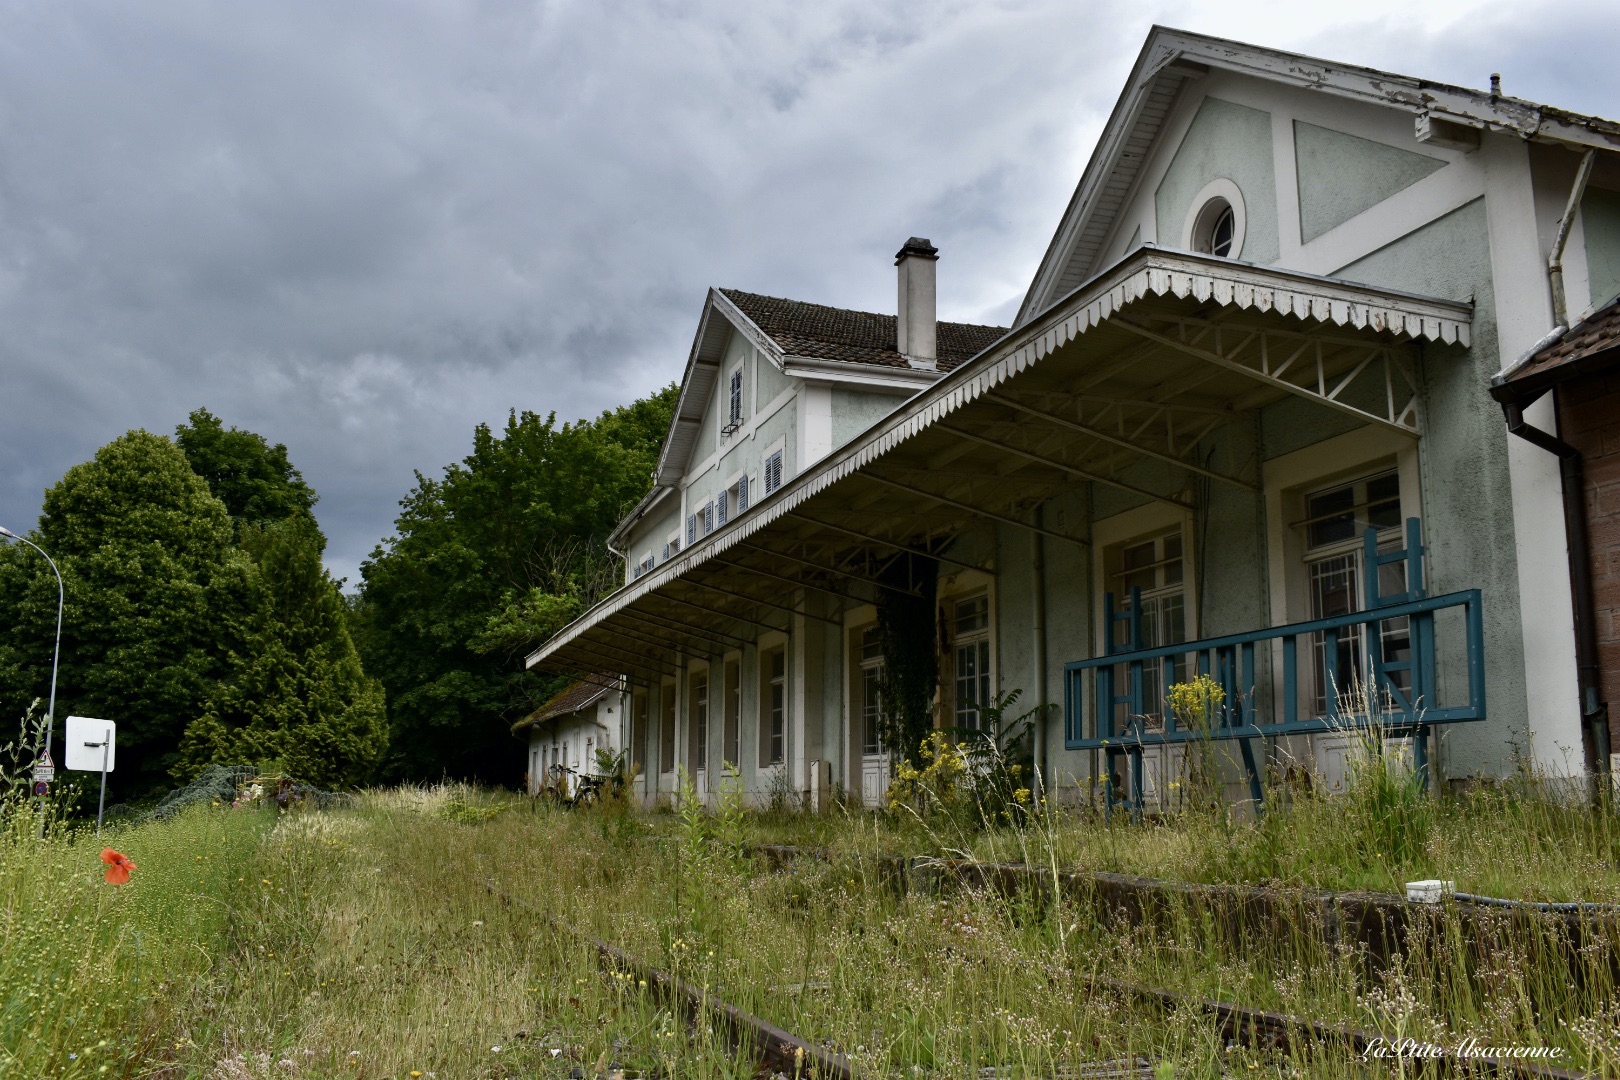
[1181,178,1246,260]
[1200,202,1236,256]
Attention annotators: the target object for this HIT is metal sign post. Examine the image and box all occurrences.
[64,716,116,834]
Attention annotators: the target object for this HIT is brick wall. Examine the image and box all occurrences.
[1558,368,1620,752]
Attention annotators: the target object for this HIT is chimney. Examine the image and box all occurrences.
[895,237,938,370]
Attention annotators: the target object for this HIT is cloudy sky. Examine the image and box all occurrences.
[1,0,1616,585]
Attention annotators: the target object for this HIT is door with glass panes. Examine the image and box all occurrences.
[1301,470,1412,789]
[1107,530,1188,807]
[857,627,890,806]
[688,670,709,798]
[951,595,992,732]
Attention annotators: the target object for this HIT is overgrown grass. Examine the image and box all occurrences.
[9,773,1620,1076]
[734,766,1620,903]
[0,800,269,1077]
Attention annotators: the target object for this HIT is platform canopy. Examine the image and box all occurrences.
[527,245,1473,682]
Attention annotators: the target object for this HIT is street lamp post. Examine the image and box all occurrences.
[0,525,63,764]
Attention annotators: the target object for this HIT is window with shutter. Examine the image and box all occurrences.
[729,370,743,424]
[764,450,783,494]
[687,515,697,546]
[662,543,670,562]
[737,473,749,511]
[717,489,728,525]
[702,501,714,534]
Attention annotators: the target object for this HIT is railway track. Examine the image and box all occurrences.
[485,878,1596,1078]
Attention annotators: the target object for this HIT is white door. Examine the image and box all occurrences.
[856,630,890,807]
[861,753,891,806]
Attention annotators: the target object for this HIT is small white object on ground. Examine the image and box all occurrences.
[1405,879,1455,904]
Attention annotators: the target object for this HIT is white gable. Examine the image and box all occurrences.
[1017,26,1620,327]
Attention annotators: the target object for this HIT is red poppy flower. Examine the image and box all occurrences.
[101,848,136,885]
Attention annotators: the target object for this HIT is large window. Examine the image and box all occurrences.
[859,626,884,755]
[760,646,786,766]
[722,658,741,767]
[659,682,676,774]
[952,595,992,731]
[630,691,647,773]
[1303,470,1409,713]
[1108,530,1188,730]
[689,670,709,773]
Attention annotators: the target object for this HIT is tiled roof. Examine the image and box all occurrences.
[721,289,1007,373]
[512,679,609,734]
[1498,294,1620,395]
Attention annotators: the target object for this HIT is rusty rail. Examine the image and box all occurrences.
[752,845,1619,982]
[1085,975,1591,1079]
[484,881,853,1078]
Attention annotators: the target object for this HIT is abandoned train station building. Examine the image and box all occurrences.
[523,27,1620,810]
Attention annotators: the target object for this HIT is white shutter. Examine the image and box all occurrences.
[717,488,728,525]
[737,473,749,511]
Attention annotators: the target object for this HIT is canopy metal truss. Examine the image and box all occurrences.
[526,247,1472,682]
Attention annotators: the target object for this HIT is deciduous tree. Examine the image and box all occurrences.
[353,388,674,784]
[0,431,238,792]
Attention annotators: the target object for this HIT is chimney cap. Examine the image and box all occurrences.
[894,237,939,264]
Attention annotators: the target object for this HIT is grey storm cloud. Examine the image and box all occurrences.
[0,0,1615,584]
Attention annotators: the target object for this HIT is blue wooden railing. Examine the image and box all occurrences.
[1063,519,1486,816]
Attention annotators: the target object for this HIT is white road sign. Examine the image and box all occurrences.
[64,716,116,772]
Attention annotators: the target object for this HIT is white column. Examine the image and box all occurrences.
[1483,135,1585,778]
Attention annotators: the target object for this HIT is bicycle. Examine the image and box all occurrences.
[545,762,610,810]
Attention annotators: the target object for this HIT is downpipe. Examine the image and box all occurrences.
[1500,398,1611,793]
[1548,150,1596,329]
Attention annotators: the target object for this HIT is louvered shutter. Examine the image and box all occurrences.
[765,450,783,493]
[662,543,670,562]
[717,488,728,525]
[704,501,714,533]
[737,473,749,511]
[687,515,696,545]
[729,371,742,423]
